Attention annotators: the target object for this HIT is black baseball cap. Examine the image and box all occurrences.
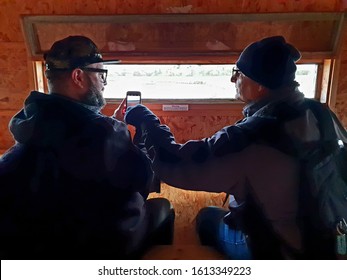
[44,35,120,70]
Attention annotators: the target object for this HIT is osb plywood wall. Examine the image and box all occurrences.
[1,0,347,245]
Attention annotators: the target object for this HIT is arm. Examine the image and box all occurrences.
[125,105,251,193]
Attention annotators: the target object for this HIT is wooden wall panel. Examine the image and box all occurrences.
[0,43,30,92]
[334,23,347,124]
[149,184,228,245]
[335,94,347,125]
[158,115,240,141]
[1,0,347,246]
[0,114,15,152]
[0,93,26,111]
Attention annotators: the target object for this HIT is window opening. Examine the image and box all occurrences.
[104,64,318,100]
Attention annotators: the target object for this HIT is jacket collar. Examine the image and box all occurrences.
[242,86,305,118]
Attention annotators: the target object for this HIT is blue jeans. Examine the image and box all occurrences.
[196,206,252,260]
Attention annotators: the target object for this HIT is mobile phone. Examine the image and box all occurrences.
[126,91,141,108]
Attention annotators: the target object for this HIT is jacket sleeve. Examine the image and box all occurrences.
[101,117,154,198]
[125,105,251,193]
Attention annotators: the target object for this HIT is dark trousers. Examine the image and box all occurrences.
[0,197,175,260]
[131,197,175,258]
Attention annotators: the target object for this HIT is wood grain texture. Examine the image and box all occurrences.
[0,114,15,154]
[149,184,228,245]
[0,43,30,94]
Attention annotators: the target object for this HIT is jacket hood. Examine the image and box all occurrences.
[9,91,99,147]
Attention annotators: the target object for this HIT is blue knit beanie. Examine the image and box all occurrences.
[236,36,301,89]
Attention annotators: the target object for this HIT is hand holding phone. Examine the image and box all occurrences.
[113,98,126,121]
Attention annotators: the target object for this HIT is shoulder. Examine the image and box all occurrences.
[0,144,26,172]
[84,115,132,150]
[91,115,130,137]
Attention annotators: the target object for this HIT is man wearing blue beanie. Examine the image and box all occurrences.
[119,36,345,259]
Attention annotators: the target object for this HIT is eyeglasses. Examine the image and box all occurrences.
[81,67,108,84]
[232,67,241,77]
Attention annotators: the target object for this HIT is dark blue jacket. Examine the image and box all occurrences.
[0,91,153,259]
[125,88,314,257]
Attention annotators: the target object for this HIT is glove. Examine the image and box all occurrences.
[124,104,160,128]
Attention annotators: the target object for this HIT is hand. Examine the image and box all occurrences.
[125,104,160,128]
[112,98,126,122]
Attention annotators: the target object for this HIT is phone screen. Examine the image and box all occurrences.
[126,91,141,108]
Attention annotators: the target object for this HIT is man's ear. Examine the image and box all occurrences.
[252,84,269,101]
[71,68,85,88]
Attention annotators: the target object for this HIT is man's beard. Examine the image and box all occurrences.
[82,84,106,110]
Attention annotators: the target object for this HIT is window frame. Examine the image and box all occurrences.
[24,13,343,107]
[33,58,332,105]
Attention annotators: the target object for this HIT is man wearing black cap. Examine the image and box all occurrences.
[122,36,344,259]
[0,36,174,259]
